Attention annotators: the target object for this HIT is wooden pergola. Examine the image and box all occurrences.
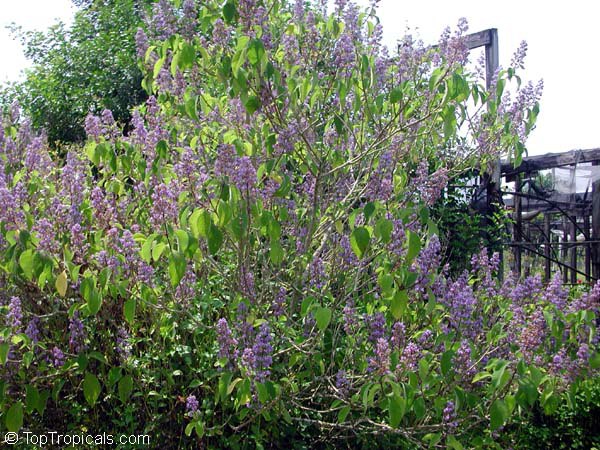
[500,148,600,283]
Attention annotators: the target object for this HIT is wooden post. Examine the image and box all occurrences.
[570,215,577,284]
[584,214,591,282]
[593,161,600,280]
[562,217,569,283]
[514,175,522,277]
[485,29,502,280]
[544,213,551,281]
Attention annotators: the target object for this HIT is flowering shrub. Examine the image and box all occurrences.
[1,0,596,448]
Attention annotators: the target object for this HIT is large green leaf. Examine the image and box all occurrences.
[168,252,187,287]
[315,307,332,331]
[490,399,508,430]
[118,375,133,403]
[405,230,421,264]
[350,227,370,258]
[83,372,102,407]
[5,402,23,432]
[207,224,223,255]
[247,39,265,65]
[388,393,406,428]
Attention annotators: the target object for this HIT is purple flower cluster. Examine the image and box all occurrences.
[6,296,23,331]
[335,369,351,398]
[391,322,406,350]
[33,218,59,255]
[240,267,256,302]
[68,312,86,354]
[542,273,569,311]
[307,257,326,290]
[251,323,273,382]
[439,273,480,339]
[25,317,41,344]
[411,162,449,206]
[271,287,286,318]
[517,309,546,362]
[442,401,458,429]
[366,152,394,202]
[185,395,199,417]
[149,182,179,228]
[216,318,238,362]
[49,347,66,368]
[455,340,476,383]
[413,235,442,294]
[343,300,358,335]
[368,338,391,375]
[398,341,421,372]
[366,312,385,344]
[116,327,132,361]
[214,146,257,198]
[90,186,116,229]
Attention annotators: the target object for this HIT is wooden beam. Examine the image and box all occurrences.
[514,175,522,277]
[570,216,577,284]
[584,214,591,282]
[562,217,569,284]
[593,161,600,280]
[544,214,551,281]
[501,148,600,177]
[465,29,495,50]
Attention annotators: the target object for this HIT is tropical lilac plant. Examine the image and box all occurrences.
[0,0,595,448]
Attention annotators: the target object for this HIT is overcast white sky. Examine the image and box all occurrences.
[1,0,599,156]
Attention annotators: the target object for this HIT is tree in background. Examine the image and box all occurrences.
[1,0,151,145]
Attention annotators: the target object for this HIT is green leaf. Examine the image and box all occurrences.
[490,399,508,430]
[19,249,34,280]
[175,229,190,253]
[222,2,236,23]
[244,96,261,114]
[337,405,351,423]
[441,350,455,376]
[301,297,314,317]
[140,235,155,263]
[491,360,510,390]
[168,252,187,287]
[363,202,375,221]
[314,307,332,331]
[86,289,102,316]
[218,372,233,402]
[390,87,402,104]
[179,43,196,70]
[405,230,421,264]
[5,402,23,432]
[374,218,393,243]
[25,385,39,414]
[378,273,394,297]
[83,372,102,407]
[388,393,406,428]
[185,96,199,121]
[118,375,133,403]
[247,39,265,65]
[270,240,284,265]
[0,342,10,365]
[350,227,370,258]
[413,396,426,419]
[390,290,408,320]
[55,270,68,297]
[152,242,167,261]
[123,299,136,324]
[447,435,464,450]
[207,224,223,255]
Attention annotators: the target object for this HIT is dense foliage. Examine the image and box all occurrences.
[1,0,149,145]
[1,0,596,448]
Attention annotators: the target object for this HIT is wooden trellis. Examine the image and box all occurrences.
[500,148,600,283]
